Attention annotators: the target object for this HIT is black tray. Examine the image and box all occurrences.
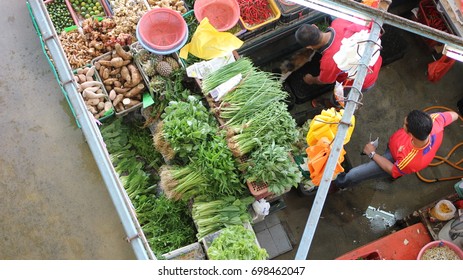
[284,52,334,104]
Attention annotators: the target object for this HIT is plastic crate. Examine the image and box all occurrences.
[130,41,184,96]
[44,0,79,32]
[91,51,145,117]
[247,180,272,200]
[65,0,111,24]
[275,0,312,24]
[73,65,115,121]
[240,0,281,32]
[162,242,206,260]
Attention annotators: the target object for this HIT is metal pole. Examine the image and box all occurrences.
[294,0,390,260]
[311,0,463,48]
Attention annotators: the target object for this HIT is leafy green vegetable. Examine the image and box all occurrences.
[160,96,218,160]
[100,118,197,256]
[240,142,303,195]
[227,101,298,157]
[207,225,268,260]
[192,196,254,239]
[137,194,196,257]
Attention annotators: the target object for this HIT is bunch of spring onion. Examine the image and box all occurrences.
[240,142,303,195]
[226,101,299,157]
[159,164,208,201]
[192,196,254,240]
[201,58,255,94]
[216,70,288,125]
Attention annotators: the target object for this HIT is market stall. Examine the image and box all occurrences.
[27,0,463,260]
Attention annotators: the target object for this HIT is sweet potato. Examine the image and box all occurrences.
[109,89,117,100]
[120,66,131,84]
[83,89,106,99]
[112,94,124,106]
[113,87,130,94]
[124,64,142,87]
[80,81,102,90]
[98,57,130,68]
[115,43,132,60]
[122,98,141,108]
[125,83,145,98]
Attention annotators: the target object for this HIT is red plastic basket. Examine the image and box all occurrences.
[137,8,187,51]
[194,0,240,31]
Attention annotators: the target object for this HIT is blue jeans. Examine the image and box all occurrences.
[334,149,394,189]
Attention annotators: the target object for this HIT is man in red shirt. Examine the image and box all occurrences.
[295,18,382,107]
[332,110,459,190]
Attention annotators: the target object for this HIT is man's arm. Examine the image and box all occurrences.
[363,142,393,175]
[303,73,324,85]
[448,111,459,123]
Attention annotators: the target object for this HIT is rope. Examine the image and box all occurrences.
[416,106,463,183]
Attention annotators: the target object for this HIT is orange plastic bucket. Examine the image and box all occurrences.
[137,8,187,51]
[194,0,240,31]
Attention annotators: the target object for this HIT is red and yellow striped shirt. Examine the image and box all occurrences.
[388,112,453,178]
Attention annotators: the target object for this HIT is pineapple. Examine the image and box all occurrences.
[155,61,173,77]
[164,56,180,70]
[137,49,151,64]
[143,60,156,77]
[149,75,166,93]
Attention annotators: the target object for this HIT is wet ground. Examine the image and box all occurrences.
[2,1,462,260]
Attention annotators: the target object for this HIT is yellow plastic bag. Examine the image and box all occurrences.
[179,17,244,60]
[306,108,355,147]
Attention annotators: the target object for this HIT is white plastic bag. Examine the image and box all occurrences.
[333,29,381,80]
[252,199,270,216]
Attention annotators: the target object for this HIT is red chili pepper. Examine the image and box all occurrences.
[238,0,273,27]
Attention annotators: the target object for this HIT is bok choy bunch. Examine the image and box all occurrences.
[192,196,255,239]
[240,142,303,195]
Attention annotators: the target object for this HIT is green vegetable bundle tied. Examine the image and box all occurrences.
[192,196,254,239]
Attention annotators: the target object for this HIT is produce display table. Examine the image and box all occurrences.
[335,223,432,260]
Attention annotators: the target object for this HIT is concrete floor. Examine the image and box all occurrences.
[0,1,135,259]
[2,1,462,260]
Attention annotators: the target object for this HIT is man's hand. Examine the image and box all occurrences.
[363,142,376,155]
[303,73,321,85]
